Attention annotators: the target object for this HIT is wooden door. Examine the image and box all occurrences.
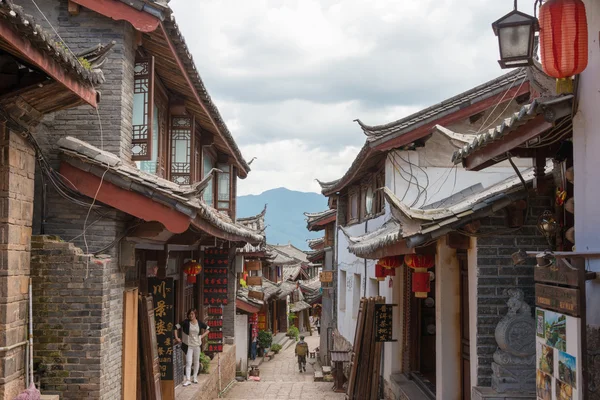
[139,294,162,400]
[459,252,471,400]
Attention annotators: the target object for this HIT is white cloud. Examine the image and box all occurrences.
[169,0,523,194]
[237,140,362,196]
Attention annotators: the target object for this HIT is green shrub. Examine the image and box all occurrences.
[271,343,282,353]
[199,352,211,374]
[287,326,299,341]
[287,312,297,325]
[258,330,273,349]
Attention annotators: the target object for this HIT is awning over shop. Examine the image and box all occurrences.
[451,95,573,171]
[58,137,264,244]
[278,281,298,300]
[289,300,311,313]
[300,277,322,305]
[340,217,411,259]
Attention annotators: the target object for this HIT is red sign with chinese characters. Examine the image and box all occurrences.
[203,248,229,306]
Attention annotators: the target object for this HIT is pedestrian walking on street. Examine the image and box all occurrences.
[174,308,209,387]
[295,335,309,373]
[316,318,321,335]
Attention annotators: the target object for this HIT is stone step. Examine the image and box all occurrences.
[313,371,324,382]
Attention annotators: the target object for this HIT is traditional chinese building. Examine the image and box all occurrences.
[317,67,549,399]
[0,1,102,397]
[6,0,261,399]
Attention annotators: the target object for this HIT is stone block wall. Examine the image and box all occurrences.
[0,127,35,398]
[474,195,552,387]
[31,236,121,400]
[192,344,236,400]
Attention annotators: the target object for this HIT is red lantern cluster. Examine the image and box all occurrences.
[405,254,435,298]
[183,260,202,283]
[540,0,588,93]
[375,256,403,281]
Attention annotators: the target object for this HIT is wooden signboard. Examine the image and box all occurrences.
[535,283,580,317]
[204,247,229,306]
[257,312,267,330]
[246,260,262,271]
[534,259,579,287]
[206,306,224,353]
[148,278,175,383]
[247,276,263,286]
[122,289,138,400]
[139,294,163,400]
[320,271,333,283]
[248,290,265,301]
[374,304,394,342]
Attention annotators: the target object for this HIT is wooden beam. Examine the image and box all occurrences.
[446,232,470,250]
[71,0,160,32]
[463,115,552,171]
[67,0,80,16]
[0,19,97,108]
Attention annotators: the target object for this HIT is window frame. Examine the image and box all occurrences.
[169,115,195,185]
[215,163,231,212]
[132,56,155,161]
[347,187,360,224]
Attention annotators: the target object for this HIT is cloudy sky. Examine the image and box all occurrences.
[170,0,531,196]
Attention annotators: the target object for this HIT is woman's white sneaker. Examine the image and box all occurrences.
[183,380,191,387]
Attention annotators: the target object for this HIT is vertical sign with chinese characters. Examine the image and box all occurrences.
[374,304,393,342]
[148,277,175,380]
[206,306,224,353]
[203,248,229,306]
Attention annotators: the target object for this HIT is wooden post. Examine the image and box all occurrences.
[122,288,139,400]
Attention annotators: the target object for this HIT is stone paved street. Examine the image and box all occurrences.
[219,333,345,400]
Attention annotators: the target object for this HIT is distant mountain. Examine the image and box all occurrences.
[237,188,328,251]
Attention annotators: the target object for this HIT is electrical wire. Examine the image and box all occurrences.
[388,152,427,207]
[476,77,528,135]
[28,0,88,71]
[82,164,110,279]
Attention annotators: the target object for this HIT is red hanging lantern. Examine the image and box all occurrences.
[540,0,588,93]
[375,256,403,281]
[183,260,202,283]
[405,254,435,298]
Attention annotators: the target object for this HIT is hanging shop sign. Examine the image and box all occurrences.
[206,306,224,353]
[257,312,267,331]
[250,313,259,339]
[374,304,395,342]
[320,271,333,283]
[404,254,435,298]
[203,248,229,306]
[246,276,262,286]
[534,258,580,288]
[535,284,580,317]
[535,307,582,400]
[245,260,262,271]
[148,277,175,381]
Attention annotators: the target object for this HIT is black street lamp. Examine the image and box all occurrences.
[492,0,539,68]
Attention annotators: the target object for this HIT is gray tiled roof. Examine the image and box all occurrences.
[307,237,324,250]
[58,136,264,243]
[238,206,267,254]
[289,300,311,313]
[0,0,106,85]
[305,209,337,230]
[358,69,527,143]
[341,218,402,258]
[452,95,573,164]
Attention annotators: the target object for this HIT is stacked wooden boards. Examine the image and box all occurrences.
[346,297,385,400]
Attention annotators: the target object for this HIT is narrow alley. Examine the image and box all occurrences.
[219,334,344,400]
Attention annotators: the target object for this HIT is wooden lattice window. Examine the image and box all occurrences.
[132,57,154,161]
[348,187,359,223]
[202,149,215,206]
[216,163,231,211]
[170,116,194,185]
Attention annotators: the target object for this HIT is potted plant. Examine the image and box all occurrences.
[287,326,299,341]
[258,330,273,356]
[271,343,283,354]
[199,352,211,374]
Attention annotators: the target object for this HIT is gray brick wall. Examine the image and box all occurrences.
[19,2,135,399]
[475,195,552,387]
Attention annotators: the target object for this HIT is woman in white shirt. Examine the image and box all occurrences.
[174,309,209,386]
